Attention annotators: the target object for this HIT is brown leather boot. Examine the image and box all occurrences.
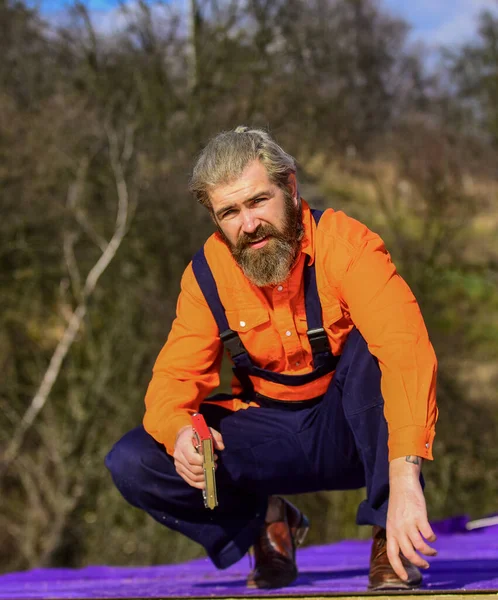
[247,497,309,589]
[368,526,422,591]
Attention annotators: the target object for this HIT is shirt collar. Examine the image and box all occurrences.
[300,199,315,266]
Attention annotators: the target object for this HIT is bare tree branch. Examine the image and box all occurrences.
[0,126,134,479]
[67,157,108,252]
[63,232,82,301]
[74,207,108,252]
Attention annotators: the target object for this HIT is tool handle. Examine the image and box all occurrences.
[191,413,218,510]
[192,413,212,443]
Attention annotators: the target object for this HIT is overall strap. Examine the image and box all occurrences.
[306,210,333,367]
[191,248,254,381]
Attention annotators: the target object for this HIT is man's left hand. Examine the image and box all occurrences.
[386,456,437,581]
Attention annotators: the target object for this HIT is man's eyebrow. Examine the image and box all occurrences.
[215,204,236,219]
[215,190,273,219]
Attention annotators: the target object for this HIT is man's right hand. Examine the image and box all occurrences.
[173,425,225,489]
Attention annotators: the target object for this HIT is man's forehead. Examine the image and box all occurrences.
[209,160,273,206]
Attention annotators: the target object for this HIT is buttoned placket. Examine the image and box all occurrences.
[272,282,306,370]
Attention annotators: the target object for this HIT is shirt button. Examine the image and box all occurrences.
[240,321,246,327]
[296,361,300,366]
[286,330,292,337]
[277,285,283,292]
[425,443,430,449]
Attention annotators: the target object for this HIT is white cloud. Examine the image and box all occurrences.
[413,0,498,47]
[93,1,183,36]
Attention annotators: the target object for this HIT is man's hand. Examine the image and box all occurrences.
[386,456,437,580]
[173,425,225,489]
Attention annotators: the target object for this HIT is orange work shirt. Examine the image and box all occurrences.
[144,200,438,461]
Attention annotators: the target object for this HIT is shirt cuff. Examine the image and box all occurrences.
[144,413,194,456]
[388,425,436,462]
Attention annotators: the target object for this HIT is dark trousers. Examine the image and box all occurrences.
[105,329,390,569]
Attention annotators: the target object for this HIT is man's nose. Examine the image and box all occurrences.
[240,210,260,233]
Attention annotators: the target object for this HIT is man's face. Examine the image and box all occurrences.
[209,160,303,287]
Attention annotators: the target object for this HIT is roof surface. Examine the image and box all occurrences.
[1,517,497,599]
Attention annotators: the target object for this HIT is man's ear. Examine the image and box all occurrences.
[287,172,298,205]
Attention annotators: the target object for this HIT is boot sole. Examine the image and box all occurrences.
[247,565,298,589]
[368,581,422,592]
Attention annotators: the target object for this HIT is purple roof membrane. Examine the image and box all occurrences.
[1,516,497,599]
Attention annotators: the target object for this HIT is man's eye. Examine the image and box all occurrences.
[222,210,235,218]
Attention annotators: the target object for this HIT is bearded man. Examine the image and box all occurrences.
[106,126,438,591]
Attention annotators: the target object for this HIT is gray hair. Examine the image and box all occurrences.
[189,126,297,209]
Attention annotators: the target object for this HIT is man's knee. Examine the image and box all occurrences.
[105,426,151,498]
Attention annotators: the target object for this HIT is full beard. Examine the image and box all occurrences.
[219,193,304,287]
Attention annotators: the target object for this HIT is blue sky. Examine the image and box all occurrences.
[384,0,498,46]
[38,0,498,47]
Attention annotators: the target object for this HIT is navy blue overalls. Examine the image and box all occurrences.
[105,210,391,569]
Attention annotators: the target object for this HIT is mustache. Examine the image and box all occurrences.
[236,224,281,250]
